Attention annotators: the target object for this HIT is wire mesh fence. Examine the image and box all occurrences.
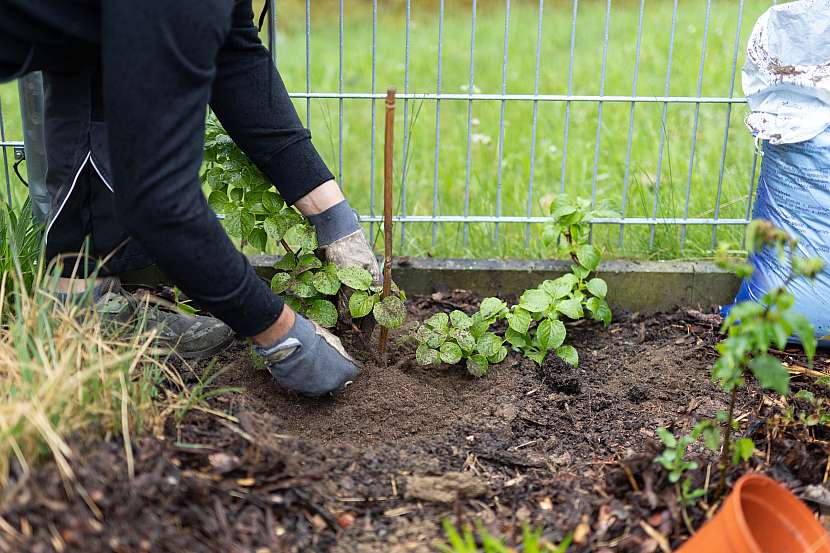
[1,0,779,259]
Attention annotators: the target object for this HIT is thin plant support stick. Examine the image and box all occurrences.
[379,87,396,355]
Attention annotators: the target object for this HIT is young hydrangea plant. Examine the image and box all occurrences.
[415,298,509,377]
[203,114,405,332]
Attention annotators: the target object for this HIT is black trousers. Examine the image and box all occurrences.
[0,0,335,336]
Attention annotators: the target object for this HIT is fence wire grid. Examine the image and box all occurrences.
[1,0,782,258]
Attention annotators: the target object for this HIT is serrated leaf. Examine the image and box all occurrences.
[536,319,567,351]
[479,297,508,320]
[290,280,316,299]
[733,438,755,464]
[520,289,551,313]
[450,310,473,329]
[702,426,721,452]
[307,299,338,328]
[488,345,508,364]
[586,278,607,298]
[466,355,489,378]
[556,298,583,319]
[656,428,677,448]
[337,266,373,291]
[296,254,323,274]
[208,189,231,213]
[507,307,532,334]
[476,332,503,358]
[749,354,789,395]
[505,328,527,349]
[274,251,297,271]
[312,270,341,296]
[416,343,439,366]
[262,191,284,213]
[541,274,579,299]
[450,328,476,352]
[373,295,406,329]
[576,244,601,272]
[555,344,578,367]
[284,223,317,253]
[224,210,243,238]
[247,227,268,252]
[349,290,376,318]
[439,342,463,365]
[270,273,292,293]
[426,312,450,332]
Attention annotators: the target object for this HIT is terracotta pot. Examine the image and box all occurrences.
[677,473,830,553]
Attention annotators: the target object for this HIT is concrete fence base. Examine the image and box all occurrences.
[121,257,741,315]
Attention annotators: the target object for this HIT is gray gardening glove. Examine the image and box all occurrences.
[309,201,381,333]
[253,313,358,397]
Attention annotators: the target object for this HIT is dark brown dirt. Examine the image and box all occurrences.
[3,291,830,553]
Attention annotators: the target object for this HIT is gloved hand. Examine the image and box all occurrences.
[253,313,358,396]
[309,201,381,333]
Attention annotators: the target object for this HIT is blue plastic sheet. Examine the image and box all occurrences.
[725,130,830,345]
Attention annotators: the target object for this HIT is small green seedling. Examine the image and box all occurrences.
[439,519,572,553]
[710,219,823,495]
[414,298,509,377]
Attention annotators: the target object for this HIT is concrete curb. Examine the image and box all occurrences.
[122,256,741,315]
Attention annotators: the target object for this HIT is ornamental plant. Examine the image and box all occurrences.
[202,114,405,331]
[413,195,615,375]
[709,220,823,495]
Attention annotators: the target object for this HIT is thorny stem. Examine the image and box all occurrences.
[716,387,738,498]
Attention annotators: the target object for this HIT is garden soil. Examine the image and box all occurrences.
[2,291,829,552]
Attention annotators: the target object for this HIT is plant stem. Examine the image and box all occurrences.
[280,239,294,256]
[716,387,738,498]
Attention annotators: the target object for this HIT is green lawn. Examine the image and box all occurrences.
[1,0,771,259]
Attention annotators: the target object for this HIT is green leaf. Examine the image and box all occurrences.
[416,325,446,349]
[337,266,373,291]
[586,278,608,298]
[536,319,567,351]
[576,244,601,272]
[274,251,297,271]
[306,299,338,328]
[469,314,491,340]
[572,265,591,280]
[248,227,268,252]
[283,295,303,313]
[541,274,579,299]
[586,297,612,326]
[450,310,473,330]
[505,328,528,349]
[312,270,341,296]
[349,290,376,318]
[556,298,584,320]
[466,355,489,378]
[450,328,476,352]
[507,307,532,334]
[296,254,323,274]
[749,354,789,395]
[229,187,244,202]
[656,427,677,448]
[208,189,231,213]
[224,210,243,238]
[488,345,508,364]
[525,348,546,365]
[262,191,284,213]
[290,279,316,299]
[702,426,721,452]
[373,295,406,329]
[439,342,463,365]
[555,345,578,367]
[786,312,817,362]
[270,272,292,294]
[284,223,317,253]
[476,332,503,358]
[520,289,551,313]
[263,217,285,242]
[416,343,439,366]
[733,438,755,464]
[426,312,450,332]
[478,297,508,320]
[549,195,578,221]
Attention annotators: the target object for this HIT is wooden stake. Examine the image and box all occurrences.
[379,87,396,356]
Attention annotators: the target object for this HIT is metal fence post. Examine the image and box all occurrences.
[17,72,50,224]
